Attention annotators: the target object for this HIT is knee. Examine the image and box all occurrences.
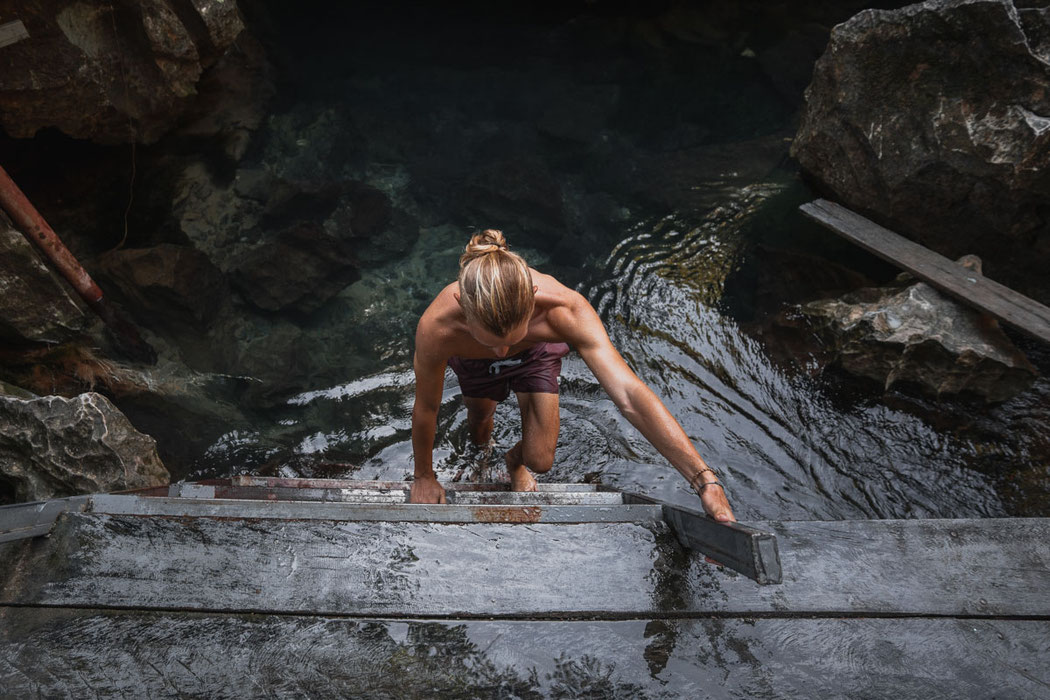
[522,445,555,474]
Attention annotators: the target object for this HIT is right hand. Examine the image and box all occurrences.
[409,475,446,504]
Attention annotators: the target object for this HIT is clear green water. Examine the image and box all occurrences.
[183,2,1049,520]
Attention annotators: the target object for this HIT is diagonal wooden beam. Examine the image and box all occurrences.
[800,199,1050,345]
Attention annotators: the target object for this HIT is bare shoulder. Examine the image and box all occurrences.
[532,271,604,345]
[415,282,461,361]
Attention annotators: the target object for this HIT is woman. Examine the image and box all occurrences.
[410,229,734,523]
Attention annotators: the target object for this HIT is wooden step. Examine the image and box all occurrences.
[2,513,1046,618]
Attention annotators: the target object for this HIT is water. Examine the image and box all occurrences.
[178,2,1050,520]
[192,174,1049,520]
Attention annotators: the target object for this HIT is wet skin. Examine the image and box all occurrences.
[409,269,735,523]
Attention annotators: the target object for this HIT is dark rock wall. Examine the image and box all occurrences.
[0,0,249,144]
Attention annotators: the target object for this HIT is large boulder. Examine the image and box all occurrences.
[0,392,169,504]
[792,0,1050,295]
[0,0,250,143]
[0,210,95,345]
[799,258,1038,401]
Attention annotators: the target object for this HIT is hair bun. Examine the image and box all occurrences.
[461,229,508,266]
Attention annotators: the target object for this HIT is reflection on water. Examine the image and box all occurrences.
[197,177,1049,519]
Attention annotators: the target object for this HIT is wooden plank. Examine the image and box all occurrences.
[226,476,601,492]
[800,198,1050,344]
[86,494,655,523]
[663,504,780,585]
[1,610,1047,699]
[0,497,88,543]
[169,483,623,506]
[0,514,686,616]
[0,20,29,49]
[623,491,781,584]
[2,513,1047,617]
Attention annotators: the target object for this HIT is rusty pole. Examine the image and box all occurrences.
[0,163,155,363]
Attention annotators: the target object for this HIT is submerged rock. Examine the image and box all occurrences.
[0,392,169,504]
[93,244,229,331]
[0,0,252,144]
[792,0,1050,295]
[800,258,1037,401]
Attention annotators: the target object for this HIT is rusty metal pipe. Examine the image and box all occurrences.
[0,163,104,306]
[0,163,155,363]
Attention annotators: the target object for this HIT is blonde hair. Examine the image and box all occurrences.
[457,229,534,336]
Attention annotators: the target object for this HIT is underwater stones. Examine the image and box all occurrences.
[0,392,169,503]
[0,0,251,144]
[230,223,359,314]
[792,0,1050,295]
[536,84,620,144]
[93,244,229,331]
[462,157,568,247]
[0,210,94,346]
[800,259,1037,401]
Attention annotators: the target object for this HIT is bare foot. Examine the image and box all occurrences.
[505,450,537,492]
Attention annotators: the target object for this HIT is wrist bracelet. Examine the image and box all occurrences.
[688,468,718,491]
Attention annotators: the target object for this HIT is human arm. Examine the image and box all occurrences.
[551,294,735,522]
[409,324,447,504]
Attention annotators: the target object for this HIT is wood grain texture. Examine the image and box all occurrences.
[2,608,1048,699]
[1,514,1047,617]
[800,199,1050,344]
[170,482,625,505]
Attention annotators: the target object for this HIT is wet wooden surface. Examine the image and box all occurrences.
[1,513,1047,617]
[2,608,1048,699]
[800,198,1050,344]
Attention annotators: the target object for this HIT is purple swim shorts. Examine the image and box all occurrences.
[448,342,571,402]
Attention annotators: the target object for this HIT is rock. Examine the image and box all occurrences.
[536,84,620,144]
[461,157,568,247]
[792,0,1050,295]
[93,244,229,331]
[172,161,264,269]
[230,223,360,313]
[0,210,95,345]
[0,0,250,144]
[800,259,1038,401]
[177,31,275,161]
[0,392,169,504]
[755,24,831,107]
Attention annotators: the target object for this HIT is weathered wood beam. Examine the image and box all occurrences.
[3,512,1048,617]
[226,476,603,492]
[168,482,623,505]
[621,491,782,584]
[0,497,88,543]
[87,493,660,524]
[800,198,1050,344]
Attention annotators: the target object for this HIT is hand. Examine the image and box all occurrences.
[689,471,735,523]
[698,482,735,523]
[409,475,446,504]
[692,476,735,567]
